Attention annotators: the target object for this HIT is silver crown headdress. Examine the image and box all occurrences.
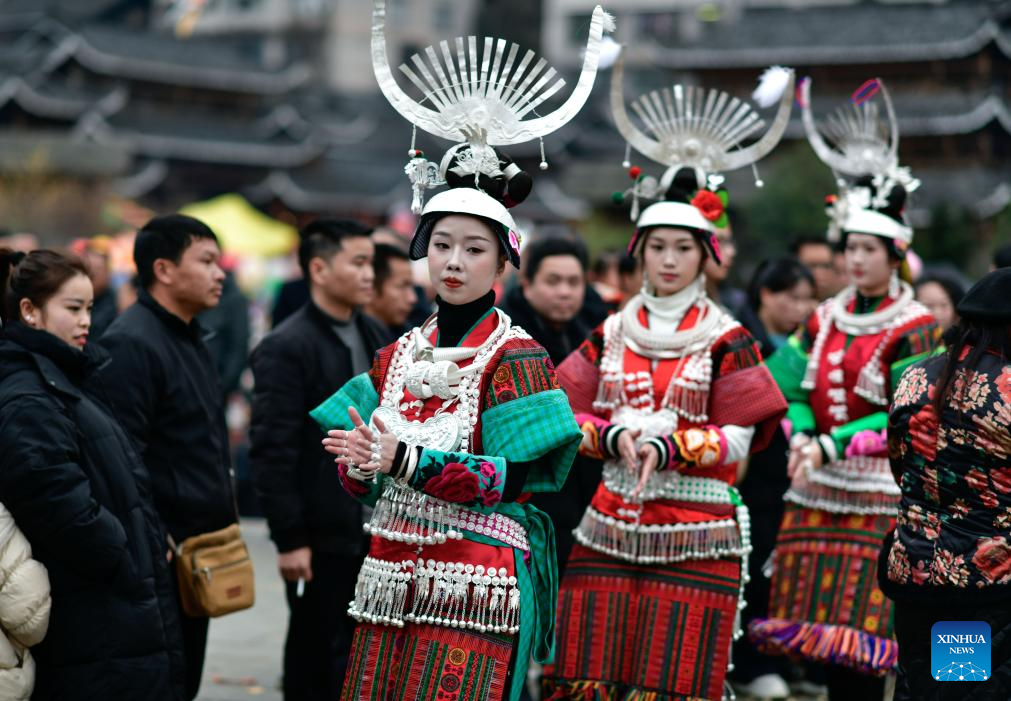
[373,0,614,214]
[610,49,795,221]
[801,77,920,244]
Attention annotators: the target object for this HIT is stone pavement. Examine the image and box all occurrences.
[196,517,285,701]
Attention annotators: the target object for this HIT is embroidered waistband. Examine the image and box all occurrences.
[602,462,735,504]
[365,480,529,551]
[785,457,900,515]
[574,505,750,565]
[348,556,521,634]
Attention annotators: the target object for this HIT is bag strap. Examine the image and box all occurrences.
[227,466,241,524]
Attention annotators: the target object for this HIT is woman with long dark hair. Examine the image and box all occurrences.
[882,268,1011,699]
[0,249,184,700]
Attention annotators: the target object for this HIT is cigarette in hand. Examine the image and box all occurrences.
[296,577,305,598]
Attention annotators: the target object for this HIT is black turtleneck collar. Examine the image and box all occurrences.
[436,290,496,347]
[1,321,94,383]
[855,292,885,314]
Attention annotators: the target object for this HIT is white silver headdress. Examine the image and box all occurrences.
[801,77,920,245]
[610,49,795,222]
[373,0,614,215]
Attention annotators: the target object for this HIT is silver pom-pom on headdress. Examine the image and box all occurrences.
[801,77,920,244]
[373,0,614,213]
[610,49,795,220]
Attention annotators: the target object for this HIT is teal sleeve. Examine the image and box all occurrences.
[309,373,383,506]
[828,411,888,456]
[767,336,814,434]
[309,372,380,431]
[481,388,582,493]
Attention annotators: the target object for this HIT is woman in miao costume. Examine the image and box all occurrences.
[749,78,940,700]
[543,52,793,701]
[315,3,613,700]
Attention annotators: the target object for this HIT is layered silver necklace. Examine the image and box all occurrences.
[372,308,524,454]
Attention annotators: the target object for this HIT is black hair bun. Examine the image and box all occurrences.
[665,166,703,203]
[851,174,906,223]
[881,184,906,221]
[442,146,532,209]
[499,152,532,208]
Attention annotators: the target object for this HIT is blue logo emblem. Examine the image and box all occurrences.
[931,621,990,681]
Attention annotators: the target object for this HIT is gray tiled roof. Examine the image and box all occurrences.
[628,2,1010,68]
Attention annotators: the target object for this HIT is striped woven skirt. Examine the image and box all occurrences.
[749,503,897,675]
[341,622,514,701]
[542,544,742,701]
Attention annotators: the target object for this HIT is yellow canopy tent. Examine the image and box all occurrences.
[181,194,297,258]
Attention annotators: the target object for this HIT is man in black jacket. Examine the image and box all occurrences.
[365,242,419,337]
[98,214,234,700]
[250,219,388,701]
[501,236,607,367]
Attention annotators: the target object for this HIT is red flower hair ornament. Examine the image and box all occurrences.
[691,190,725,222]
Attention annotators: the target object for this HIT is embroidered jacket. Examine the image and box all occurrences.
[767,290,939,513]
[310,308,581,701]
[882,347,1011,605]
[556,300,786,567]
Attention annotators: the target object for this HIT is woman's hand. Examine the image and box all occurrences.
[322,407,392,478]
[630,443,659,500]
[787,435,822,480]
[617,427,642,476]
[361,413,398,474]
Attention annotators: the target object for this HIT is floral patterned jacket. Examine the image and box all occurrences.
[882,346,1011,604]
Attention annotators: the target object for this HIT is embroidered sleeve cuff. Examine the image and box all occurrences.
[671,426,727,470]
[573,412,612,460]
[817,433,839,464]
[391,441,423,483]
[337,464,382,505]
[602,425,626,459]
[391,440,408,479]
[409,449,507,508]
[645,437,670,471]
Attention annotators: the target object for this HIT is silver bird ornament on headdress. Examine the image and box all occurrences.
[801,77,920,243]
[801,76,899,183]
[372,0,614,213]
[610,49,795,220]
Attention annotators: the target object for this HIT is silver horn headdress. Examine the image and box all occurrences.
[373,0,614,214]
[801,77,919,245]
[610,49,795,223]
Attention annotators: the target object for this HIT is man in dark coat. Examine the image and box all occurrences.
[500,236,609,572]
[98,214,235,700]
[250,219,388,700]
[0,321,185,700]
[501,236,608,367]
[365,242,420,338]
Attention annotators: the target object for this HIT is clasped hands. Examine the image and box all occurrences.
[322,407,398,479]
[787,433,824,480]
[612,428,660,501]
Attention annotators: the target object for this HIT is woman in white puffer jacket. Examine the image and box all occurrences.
[0,502,51,701]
